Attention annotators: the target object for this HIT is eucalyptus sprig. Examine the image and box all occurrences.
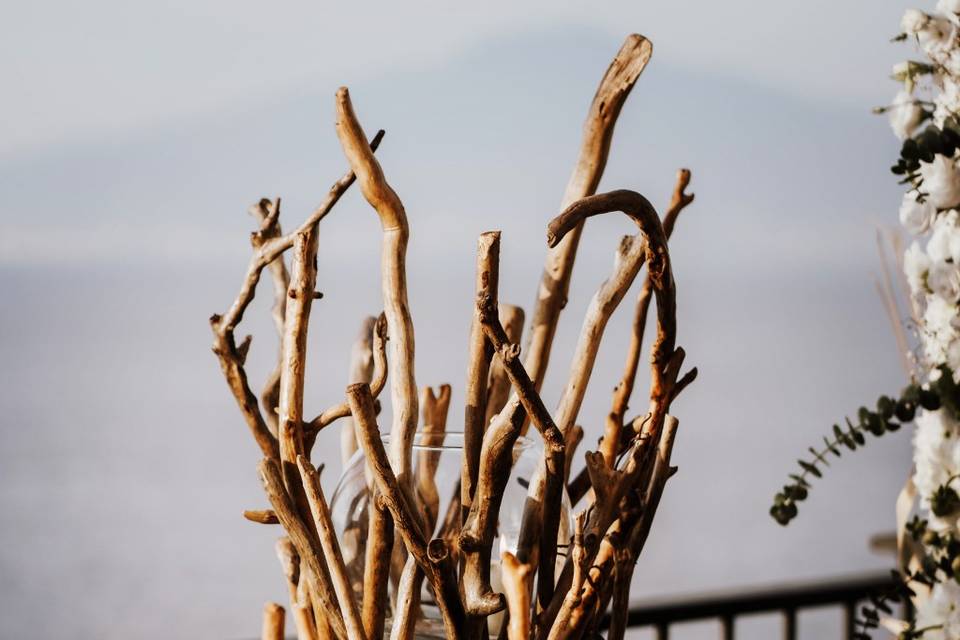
[770,364,960,526]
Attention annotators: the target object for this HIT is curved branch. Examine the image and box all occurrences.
[209,131,385,460]
[546,189,676,437]
[336,87,418,487]
[346,383,465,638]
[522,34,652,395]
[602,169,693,466]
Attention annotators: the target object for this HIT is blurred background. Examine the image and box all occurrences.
[0,0,920,637]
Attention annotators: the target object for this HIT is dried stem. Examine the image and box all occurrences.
[463,231,501,523]
[258,458,348,640]
[501,552,533,640]
[249,198,290,438]
[552,234,647,438]
[307,314,388,440]
[485,304,525,425]
[210,131,384,459]
[362,493,393,640]
[418,385,451,532]
[262,602,286,640]
[298,456,368,640]
[244,509,279,525]
[476,294,566,611]
[278,225,321,524]
[601,169,693,466]
[341,317,377,466]
[522,34,652,398]
[546,189,676,440]
[336,87,419,486]
[347,383,465,638]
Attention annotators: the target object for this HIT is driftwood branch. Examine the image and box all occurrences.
[210,131,384,459]
[601,168,694,466]
[336,87,419,487]
[262,602,286,640]
[306,313,388,440]
[485,304,525,425]
[347,383,465,638]
[341,316,377,466]
[298,456,367,640]
[258,458,348,640]
[501,552,533,640]
[463,231,500,523]
[248,198,290,438]
[521,34,652,396]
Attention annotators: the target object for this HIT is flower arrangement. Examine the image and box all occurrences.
[772,3,960,637]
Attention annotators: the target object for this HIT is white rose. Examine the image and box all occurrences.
[920,154,960,209]
[928,222,953,262]
[890,90,924,140]
[902,8,929,34]
[900,191,936,233]
[929,261,960,301]
[905,241,932,292]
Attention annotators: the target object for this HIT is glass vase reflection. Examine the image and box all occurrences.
[329,430,572,637]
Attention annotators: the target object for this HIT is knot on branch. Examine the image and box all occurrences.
[498,342,521,364]
[427,538,449,563]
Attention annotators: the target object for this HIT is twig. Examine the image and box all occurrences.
[249,198,290,438]
[418,385,451,532]
[602,168,693,466]
[341,317,377,466]
[347,383,466,638]
[476,294,566,611]
[336,87,419,486]
[209,131,384,459]
[306,314,388,440]
[244,509,279,525]
[278,225,321,523]
[298,456,368,640]
[262,602,286,640]
[485,304,525,425]
[521,34,652,399]
[463,231,501,523]
[460,394,525,617]
[501,553,533,640]
[362,492,393,640]
[258,458,348,640]
[546,189,676,441]
[552,234,647,438]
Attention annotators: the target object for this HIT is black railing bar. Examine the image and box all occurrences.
[599,572,897,629]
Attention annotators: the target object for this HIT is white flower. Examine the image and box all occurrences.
[919,17,956,56]
[914,579,960,638]
[900,191,936,232]
[890,90,925,140]
[921,154,960,209]
[903,8,930,34]
[905,241,932,293]
[939,0,960,16]
[930,261,960,301]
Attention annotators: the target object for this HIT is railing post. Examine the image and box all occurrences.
[843,600,856,640]
[781,608,796,640]
[720,614,733,640]
[654,622,668,640]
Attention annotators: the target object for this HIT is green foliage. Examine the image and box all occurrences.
[770,365,960,527]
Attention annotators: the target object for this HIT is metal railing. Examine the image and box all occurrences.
[604,572,901,639]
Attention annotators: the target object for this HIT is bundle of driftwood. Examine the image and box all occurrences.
[210,33,696,640]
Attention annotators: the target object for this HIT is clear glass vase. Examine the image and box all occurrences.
[330,430,572,638]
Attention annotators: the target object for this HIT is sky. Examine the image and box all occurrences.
[0,1,924,638]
